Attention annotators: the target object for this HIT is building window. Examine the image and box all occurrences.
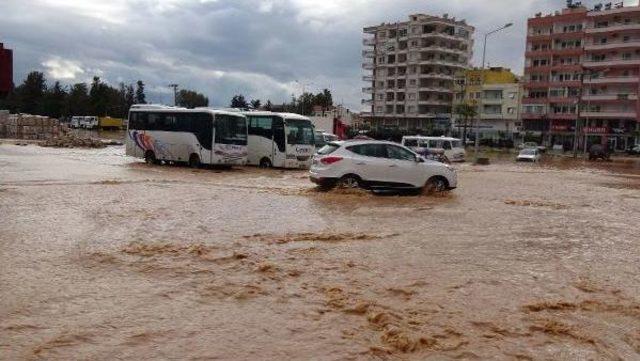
[507,107,516,114]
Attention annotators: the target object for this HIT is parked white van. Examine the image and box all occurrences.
[401,136,466,162]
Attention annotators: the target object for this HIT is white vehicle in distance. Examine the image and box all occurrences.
[126,104,248,167]
[516,148,542,162]
[314,130,339,148]
[519,142,547,153]
[401,136,466,162]
[243,111,315,169]
[70,116,83,128]
[310,140,457,192]
[81,116,99,129]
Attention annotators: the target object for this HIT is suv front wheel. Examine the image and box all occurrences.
[424,176,448,194]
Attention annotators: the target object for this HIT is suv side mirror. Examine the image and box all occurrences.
[416,157,425,163]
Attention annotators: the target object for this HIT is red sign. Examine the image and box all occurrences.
[583,127,609,134]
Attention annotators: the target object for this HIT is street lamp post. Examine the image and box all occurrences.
[168,84,179,106]
[476,22,513,163]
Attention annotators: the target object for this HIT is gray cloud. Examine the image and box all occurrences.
[2,0,637,110]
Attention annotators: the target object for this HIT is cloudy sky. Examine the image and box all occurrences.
[2,0,638,110]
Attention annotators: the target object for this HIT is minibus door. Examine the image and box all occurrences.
[272,117,286,166]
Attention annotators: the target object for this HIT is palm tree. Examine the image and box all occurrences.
[454,103,477,144]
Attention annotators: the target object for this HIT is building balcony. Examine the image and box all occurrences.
[420,32,472,43]
[585,40,640,51]
[585,23,640,34]
[361,99,373,105]
[550,63,582,71]
[362,50,375,58]
[417,59,469,69]
[584,76,640,84]
[583,58,640,68]
[547,113,579,120]
[525,50,553,57]
[362,87,374,94]
[363,38,376,46]
[417,99,450,106]
[549,96,580,104]
[522,98,549,104]
[418,73,454,80]
[360,111,373,117]
[523,81,550,89]
[417,86,453,93]
[526,33,552,41]
[548,80,581,88]
[550,47,583,56]
[362,75,374,82]
[582,93,638,101]
[421,46,468,56]
[582,111,637,118]
[362,62,375,70]
[482,98,503,105]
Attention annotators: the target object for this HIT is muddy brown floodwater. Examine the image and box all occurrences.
[1,143,640,361]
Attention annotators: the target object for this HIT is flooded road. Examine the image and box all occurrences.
[1,143,639,360]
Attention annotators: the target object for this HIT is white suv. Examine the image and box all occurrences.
[310,140,457,192]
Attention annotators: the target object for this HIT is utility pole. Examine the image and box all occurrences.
[477,22,513,163]
[169,84,179,106]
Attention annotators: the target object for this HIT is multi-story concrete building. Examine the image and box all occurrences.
[453,67,523,140]
[522,2,639,151]
[0,43,13,97]
[361,14,474,132]
[583,4,640,151]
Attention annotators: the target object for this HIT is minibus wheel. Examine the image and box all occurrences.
[189,154,201,168]
[259,158,272,168]
[144,150,157,165]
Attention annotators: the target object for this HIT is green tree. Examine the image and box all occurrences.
[135,80,146,104]
[454,103,477,142]
[15,71,47,114]
[124,84,135,112]
[67,83,90,116]
[250,99,261,109]
[43,81,68,118]
[176,89,209,108]
[89,76,109,116]
[230,94,248,108]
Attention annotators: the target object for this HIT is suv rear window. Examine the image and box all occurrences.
[347,144,387,158]
[317,143,339,155]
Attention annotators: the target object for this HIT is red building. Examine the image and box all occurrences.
[522,2,640,151]
[0,43,13,96]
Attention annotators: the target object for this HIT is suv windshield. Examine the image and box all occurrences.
[286,119,315,145]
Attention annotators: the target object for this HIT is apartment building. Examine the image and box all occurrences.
[453,67,522,140]
[583,4,640,151]
[361,14,474,132]
[0,43,12,97]
[522,2,639,151]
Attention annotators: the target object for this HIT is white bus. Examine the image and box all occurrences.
[126,105,248,167]
[401,136,466,162]
[243,111,315,169]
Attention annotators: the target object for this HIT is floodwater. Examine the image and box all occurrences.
[1,143,639,360]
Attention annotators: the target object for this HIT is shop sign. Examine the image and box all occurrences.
[583,127,609,134]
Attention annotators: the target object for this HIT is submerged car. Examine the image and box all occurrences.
[588,144,610,161]
[627,144,640,156]
[519,142,547,153]
[309,140,457,192]
[516,148,541,162]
